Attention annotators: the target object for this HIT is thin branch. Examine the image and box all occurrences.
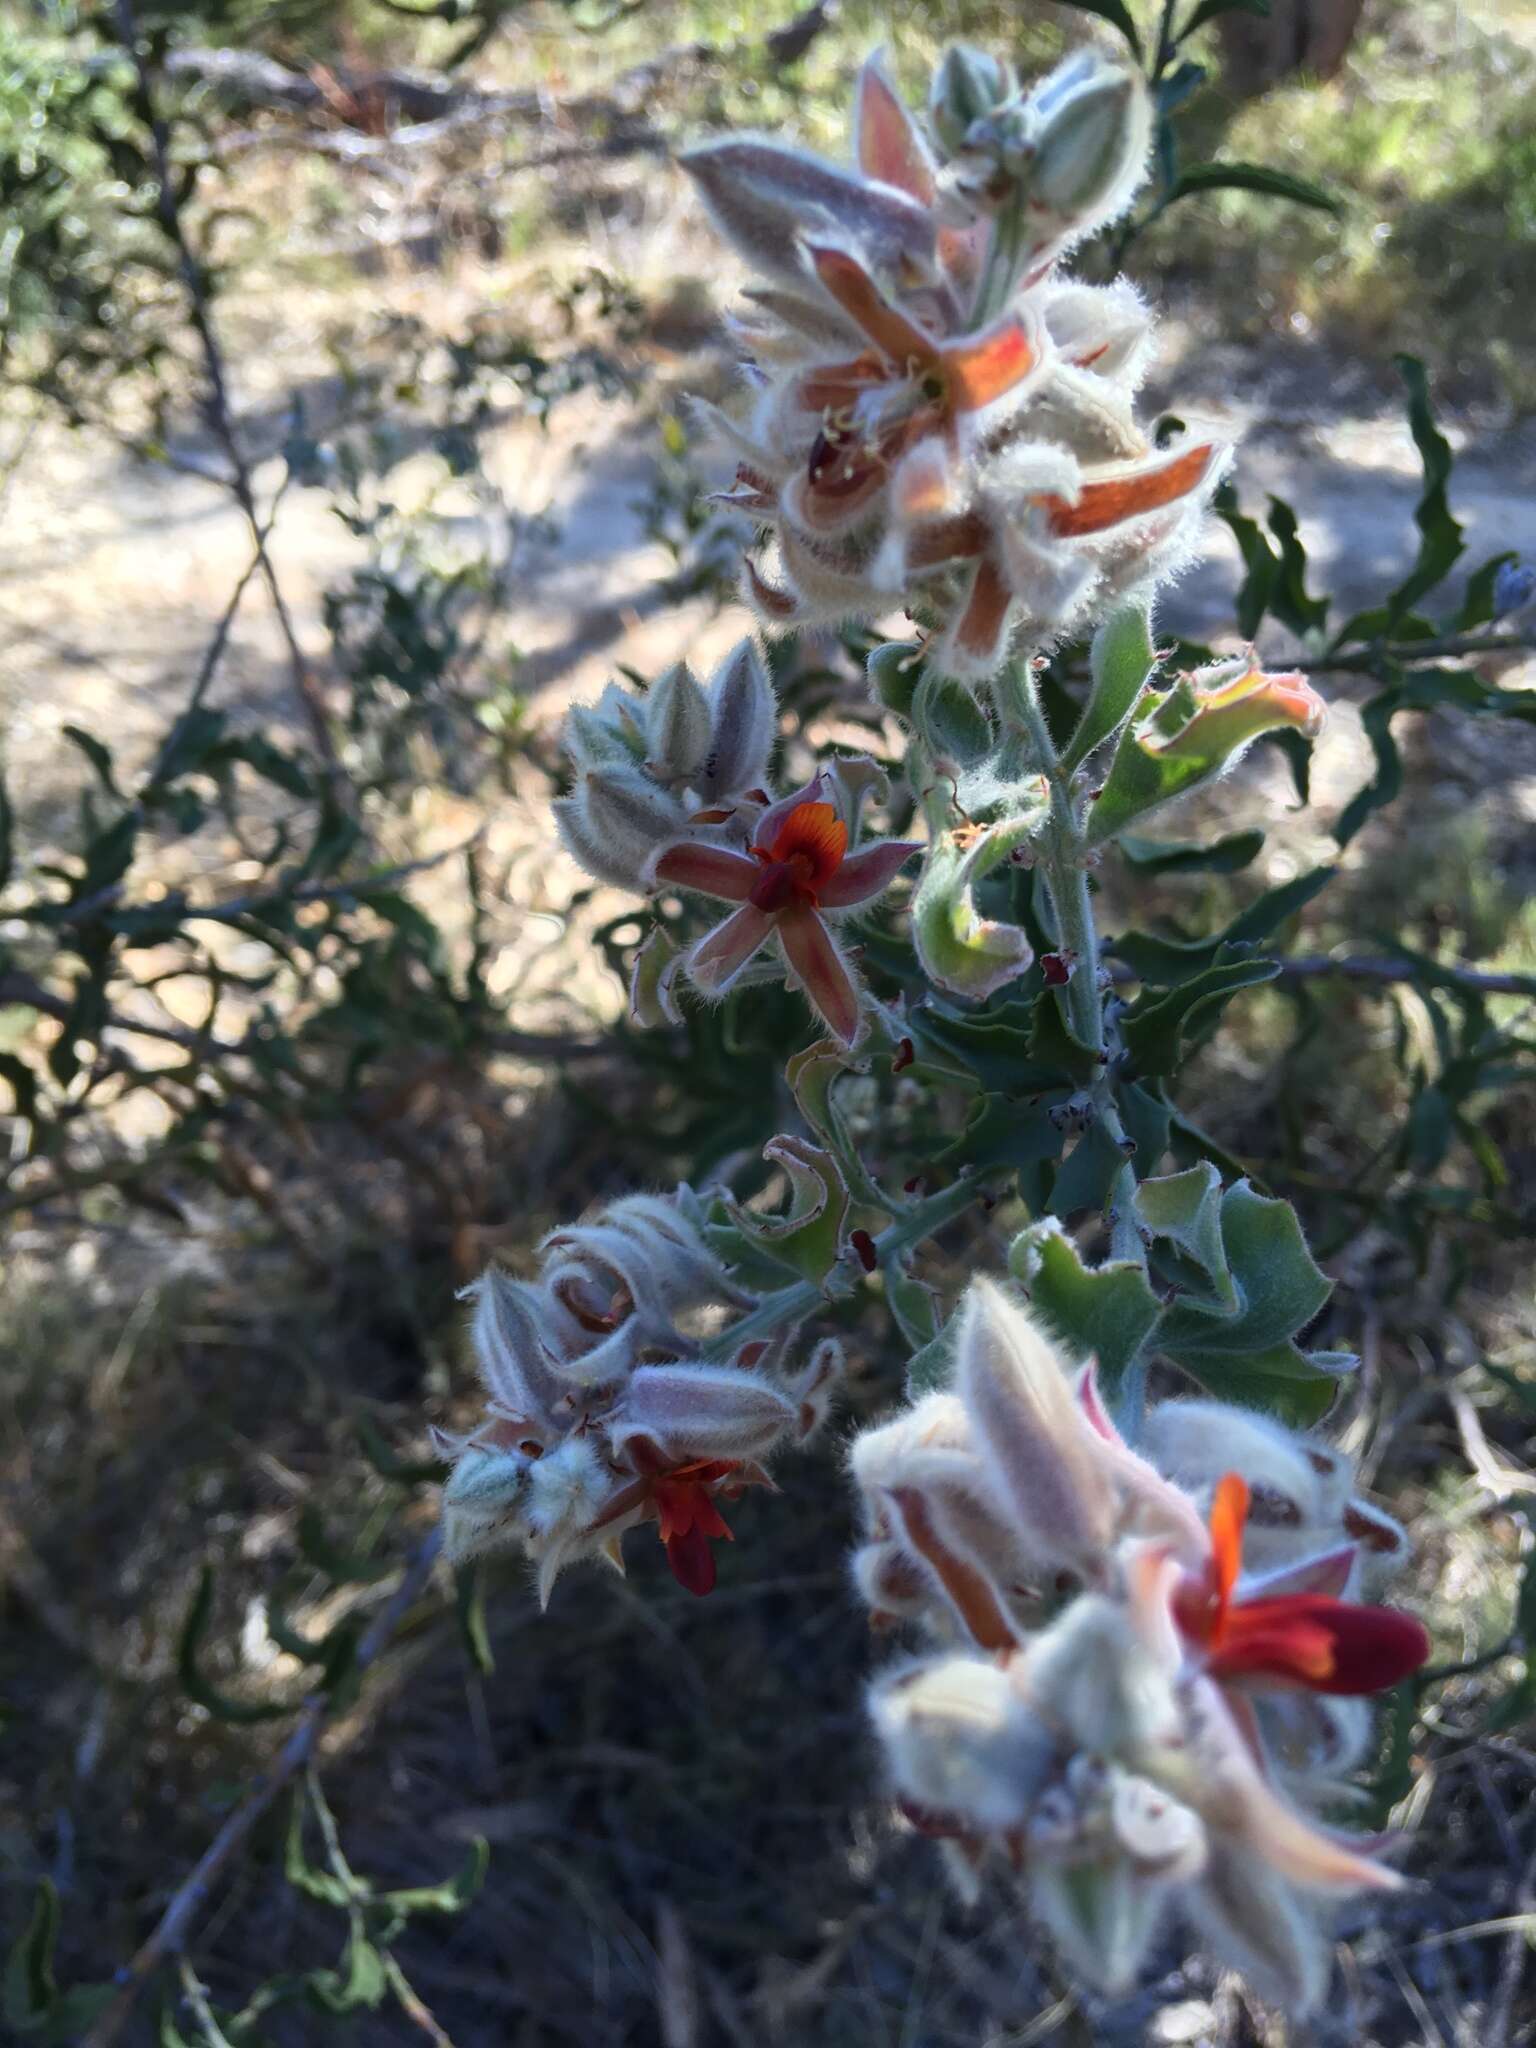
[1102,954,1536,999]
[111,0,349,798]
[81,1526,445,2048]
[1295,630,1536,675]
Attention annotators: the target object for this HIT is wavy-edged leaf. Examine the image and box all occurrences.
[180,1567,301,1724]
[1388,354,1465,625]
[1123,957,1278,1075]
[1118,828,1263,875]
[1166,160,1339,214]
[1009,1217,1160,1397]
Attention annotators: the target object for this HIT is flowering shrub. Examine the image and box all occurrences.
[431,35,1439,2021]
[7,6,1536,2045]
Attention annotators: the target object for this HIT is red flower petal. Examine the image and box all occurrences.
[652,842,761,902]
[817,837,921,908]
[778,906,861,1046]
[664,1520,720,1596]
[689,904,776,991]
[1041,442,1218,538]
[1213,1595,1430,1696]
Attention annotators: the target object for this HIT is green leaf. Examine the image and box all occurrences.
[1135,1162,1236,1310]
[4,1881,60,2026]
[885,1261,942,1350]
[1049,1121,1127,1218]
[74,813,139,905]
[1027,988,1101,1084]
[61,725,124,801]
[1388,355,1465,625]
[1456,550,1517,631]
[725,1134,849,1285]
[909,995,1066,1095]
[1008,1218,1160,1398]
[905,1323,957,1398]
[147,707,226,791]
[454,1563,495,1677]
[1123,957,1279,1076]
[1062,606,1155,773]
[1158,1179,1330,1362]
[1118,829,1263,875]
[1266,495,1330,636]
[298,1507,393,1586]
[356,1415,448,1488]
[1178,0,1270,37]
[1335,666,1536,848]
[310,1930,389,2014]
[911,815,1038,1003]
[1056,0,1142,57]
[381,1837,490,1917]
[1171,1339,1348,1425]
[912,667,993,766]
[936,1091,1066,1177]
[179,1567,301,1724]
[285,1796,355,1908]
[1111,866,1335,986]
[1165,161,1339,214]
[1215,483,1277,638]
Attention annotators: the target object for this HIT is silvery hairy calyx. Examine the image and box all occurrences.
[440,32,1431,2025]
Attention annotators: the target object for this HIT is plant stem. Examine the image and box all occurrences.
[81,1525,445,2048]
[699,1175,985,1362]
[996,661,1144,1269]
[112,0,350,801]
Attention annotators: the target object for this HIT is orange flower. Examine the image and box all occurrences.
[588,1446,759,1597]
[650,777,920,1045]
[1174,1473,1429,1697]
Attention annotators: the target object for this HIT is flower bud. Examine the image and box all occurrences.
[697,639,777,803]
[870,1654,1055,1832]
[442,1444,533,1562]
[1027,52,1150,234]
[563,693,644,773]
[928,43,1016,155]
[644,661,711,786]
[555,769,692,890]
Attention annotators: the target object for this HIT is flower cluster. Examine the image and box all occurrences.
[553,639,779,890]
[851,1282,1429,2013]
[683,51,1229,680]
[440,1190,839,1600]
[556,638,921,1047]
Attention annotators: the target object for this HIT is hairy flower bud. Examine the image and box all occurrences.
[644,661,712,786]
[555,768,692,890]
[928,43,1016,156]
[1027,52,1150,235]
[870,1654,1055,1832]
[696,639,777,803]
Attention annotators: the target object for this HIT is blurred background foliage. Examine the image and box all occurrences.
[1,1,1534,2043]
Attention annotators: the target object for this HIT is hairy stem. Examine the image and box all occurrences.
[699,1175,986,1362]
[996,660,1147,1374]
